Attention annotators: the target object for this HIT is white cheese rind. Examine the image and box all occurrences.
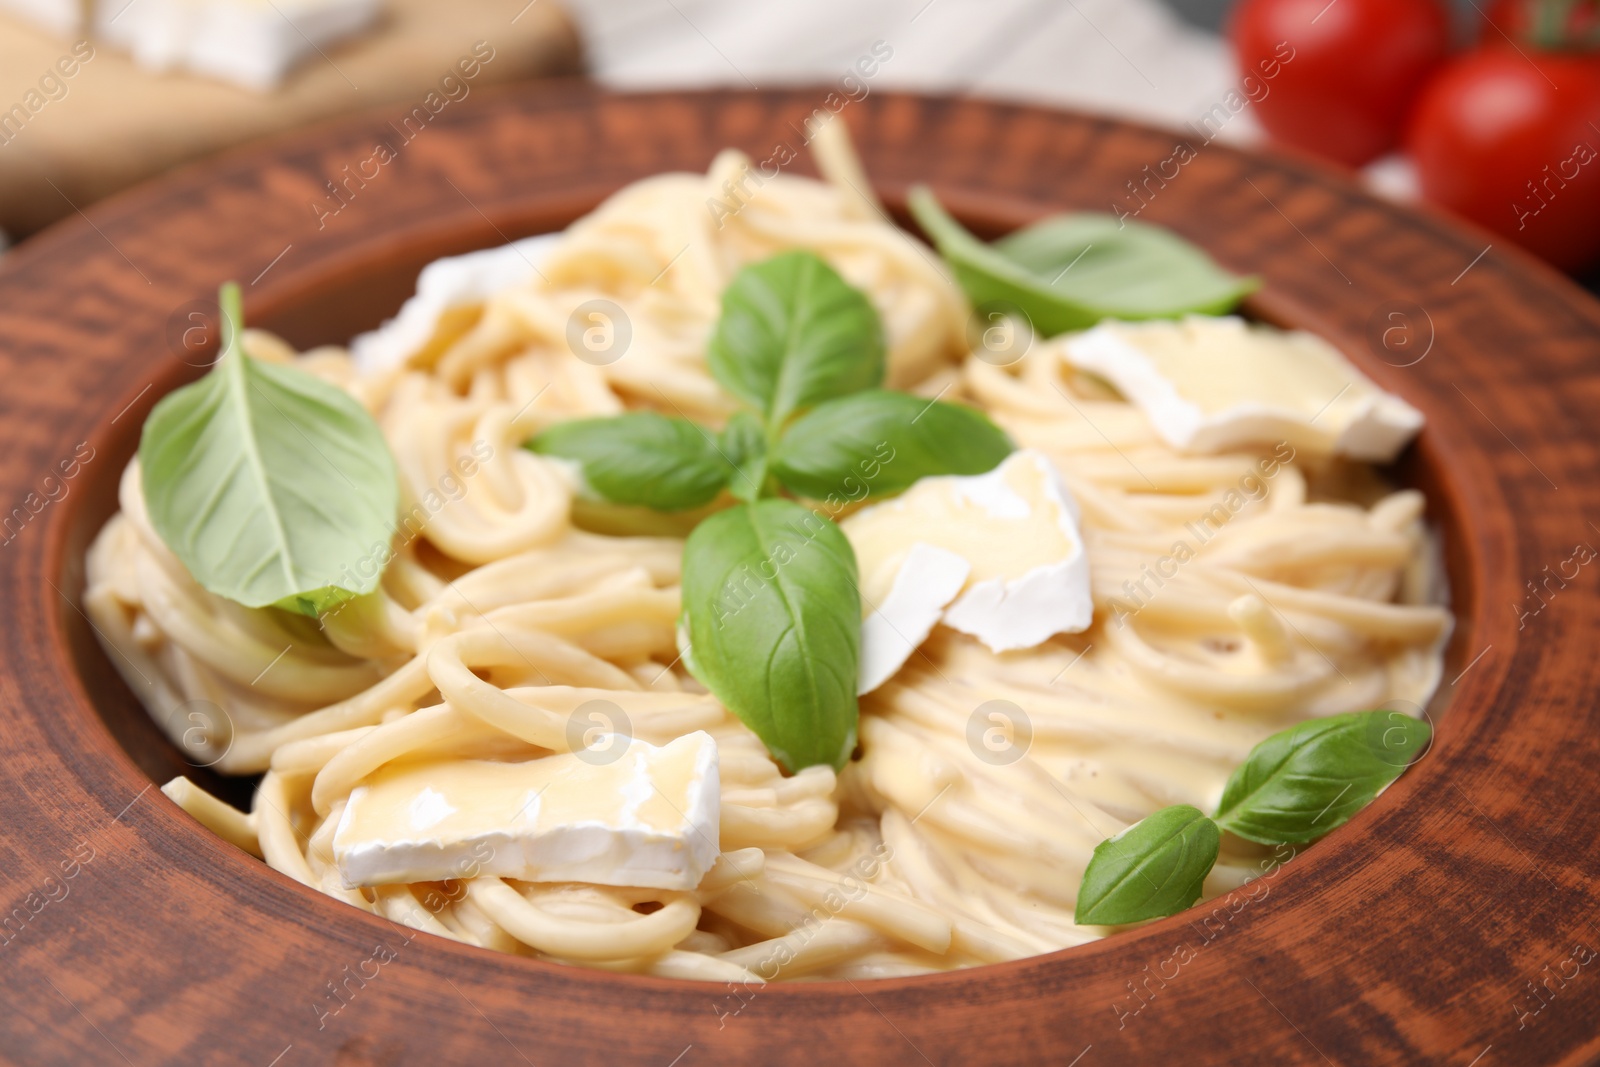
[844,450,1094,662]
[941,552,1093,652]
[97,0,381,92]
[0,0,82,36]
[938,454,1093,652]
[857,543,969,695]
[1062,316,1424,463]
[333,731,720,892]
[350,233,562,373]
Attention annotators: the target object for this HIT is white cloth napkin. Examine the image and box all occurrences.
[562,0,1262,141]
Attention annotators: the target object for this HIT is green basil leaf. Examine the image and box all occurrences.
[706,250,885,427]
[907,186,1258,337]
[993,215,1258,316]
[1214,710,1432,844]
[278,587,359,618]
[529,412,732,512]
[769,390,1013,502]
[140,283,399,611]
[719,411,770,504]
[679,499,860,772]
[1075,805,1220,926]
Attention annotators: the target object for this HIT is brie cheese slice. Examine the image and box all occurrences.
[853,543,970,694]
[1062,316,1424,462]
[843,450,1093,675]
[0,0,83,36]
[333,731,720,891]
[97,0,381,92]
[350,234,560,374]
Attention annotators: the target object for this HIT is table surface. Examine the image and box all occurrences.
[0,0,581,238]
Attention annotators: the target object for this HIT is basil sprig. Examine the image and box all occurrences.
[140,283,399,616]
[1073,710,1431,925]
[907,186,1258,337]
[718,411,769,504]
[532,255,1012,513]
[528,250,1012,770]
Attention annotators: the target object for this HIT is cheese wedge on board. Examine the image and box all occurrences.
[95,0,382,92]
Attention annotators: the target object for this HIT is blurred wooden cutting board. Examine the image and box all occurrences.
[0,0,581,238]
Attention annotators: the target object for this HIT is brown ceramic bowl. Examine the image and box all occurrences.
[3,85,1598,1066]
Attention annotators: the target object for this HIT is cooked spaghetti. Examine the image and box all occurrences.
[84,124,1450,982]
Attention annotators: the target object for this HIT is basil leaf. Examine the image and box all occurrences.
[1075,805,1220,926]
[1214,710,1432,844]
[140,283,398,612]
[680,499,860,772]
[769,390,1013,502]
[707,250,885,427]
[528,412,731,512]
[907,186,1258,337]
[278,587,358,619]
[719,411,770,504]
[993,216,1258,317]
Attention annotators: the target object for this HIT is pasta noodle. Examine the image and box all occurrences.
[84,127,1450,981]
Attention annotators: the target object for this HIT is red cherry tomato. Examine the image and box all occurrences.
[1230,0,1452,167]
[1407,49,1600,272]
